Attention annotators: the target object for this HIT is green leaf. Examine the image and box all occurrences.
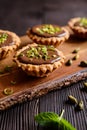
[58,117,76,130]
[35,112,59,126]
[35,111,76,130]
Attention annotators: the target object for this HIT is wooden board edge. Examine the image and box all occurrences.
[0,68,87,111]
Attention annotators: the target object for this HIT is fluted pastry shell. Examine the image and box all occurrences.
[27,27,69,47]
[68,17,87,38]
[0,30,21,59]
[14,44,65,77]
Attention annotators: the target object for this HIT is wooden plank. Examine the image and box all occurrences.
[0,35,87,110]
[0,79,87,130]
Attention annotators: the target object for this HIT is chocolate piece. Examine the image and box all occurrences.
[31,24,66,38]
[18,45,61,65]
[0,33,14,47]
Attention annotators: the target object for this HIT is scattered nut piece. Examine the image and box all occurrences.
[72,48,80,53]
[65,59,72,66]
[68,95,78,104]
[72,54,79,60]
[11,80,17,85]
[3,88,13,95]
[77,100,84,110]
[79,60,87,67]
[83,82,87,89]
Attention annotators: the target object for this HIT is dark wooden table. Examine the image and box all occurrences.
[0,79,87,130]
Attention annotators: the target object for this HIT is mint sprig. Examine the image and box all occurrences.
[35,109,76,130]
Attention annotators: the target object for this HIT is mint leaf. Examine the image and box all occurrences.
[35,112,59,126]
[58,117,76,130]
[35,111,76,130]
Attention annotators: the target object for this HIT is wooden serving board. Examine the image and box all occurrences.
[0,35,87,110]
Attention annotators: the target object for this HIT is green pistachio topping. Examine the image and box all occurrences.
[11,80,17,85]
[72,48,80,53]
[80,18,87,27]
[24,45,56,61]
[0,33,8,44]
[3,88,13,95]
[79,60,87,67]
[36,24,61,34]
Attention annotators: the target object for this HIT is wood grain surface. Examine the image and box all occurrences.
[0,35,87,110]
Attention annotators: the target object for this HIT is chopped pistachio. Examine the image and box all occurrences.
[11,80,17,85]
[83,82,87,89]
[24,45,57,61]
[36,28,44,34]
[79,60,87,67]
[38,47,41,51]
[43,54,48,60]
[80,18,87,27]
[52,54,57,58]
[3,88,13,95]
[68,95,78,104]
[72,54,79,60]
[37,24,61,34]
[48,45,55,51]
[72,48,80,53]
[65,59,72,66]
[49,31,55,34]
[77,100,84,110]
[41,46,48,54]
[27,47,39,58]
[0,33,8,44]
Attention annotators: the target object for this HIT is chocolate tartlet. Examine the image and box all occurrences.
[27,24,69,46]
[14,44,65,77]
[68,17,87,38]
[0,30,21,59]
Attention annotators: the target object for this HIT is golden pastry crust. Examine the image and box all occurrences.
[0,30,21,59]
[27,26,69,47]
[68,17,87,38]
[14,44,65,77]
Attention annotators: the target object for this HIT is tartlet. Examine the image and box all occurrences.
[0,30,21,59]
[14,44,65,77]
[68,17,87,38]
[27,24,69,47]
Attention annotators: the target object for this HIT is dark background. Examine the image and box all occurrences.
[0,0,87,36]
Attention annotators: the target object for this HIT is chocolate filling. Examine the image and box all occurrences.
[31,24,66,38]
[0,33,14,47]
[18,45,61,65]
